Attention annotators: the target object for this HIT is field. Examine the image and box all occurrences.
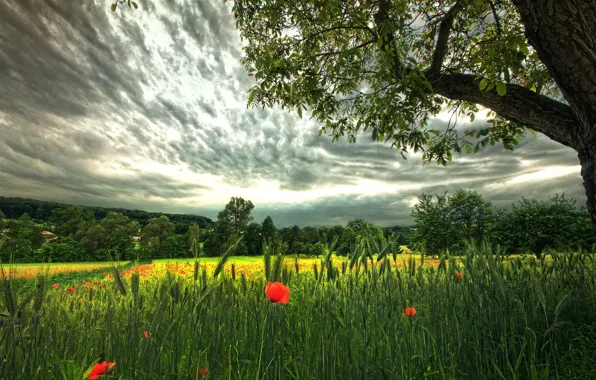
[1,247,595,379]
[0,262,130,280]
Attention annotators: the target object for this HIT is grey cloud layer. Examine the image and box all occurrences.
[0,0,586,227]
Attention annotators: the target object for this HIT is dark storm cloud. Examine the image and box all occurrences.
[0,0,586,227]
[0,1,155,119]
[252,195,416,228]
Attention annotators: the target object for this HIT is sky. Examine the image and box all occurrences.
[0,0,586,227]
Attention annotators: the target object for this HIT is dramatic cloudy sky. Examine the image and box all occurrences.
[0,0,586,227]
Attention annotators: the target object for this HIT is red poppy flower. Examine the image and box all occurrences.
[265,282,290,304]
[144,331,149,339]
[52,283,60,288]
[67,287,75,293]
[87,361,116,379]
[402,307,416,317]
[197,368,209,378]
[455,272,462,278]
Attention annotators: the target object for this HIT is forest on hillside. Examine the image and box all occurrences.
[0,196,213,229]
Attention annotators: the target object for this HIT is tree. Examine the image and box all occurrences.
[570,207,596,251]
[347,219,369,234]
[100,212,140,253]
[203,226,225,258]
[261,216,277,242]
[203,198,255,257]
[383,226,414,246]
[411,193,459,255]
[245,222,263,255]
[80,212,139,260]
[337,226,358,256]
[301,226,320,245]
[215,0,596,225]
[448,189,493,241]
[279,225,305,255]
[50,206,95,237]
[161,235,187,258]
[39,240,83,262]
[34,206,46,220]
[1,214,43,262]
[347,219,384,241]
[307,242,326,257]
[143,215,175,254]
[492,194,589,257]
[217,197,255,238]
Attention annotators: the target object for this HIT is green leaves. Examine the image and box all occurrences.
[496,82,507,96]
[110,0,138,12]
[480,78,507,96]
[247,89,256,106]
[222,0,560,168]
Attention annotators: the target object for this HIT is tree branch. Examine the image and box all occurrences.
[488,1,502,34]
[429,1,465,77]
[374,0,403,77]
[487,1,511,83]
[431,73,578,149]
[300,26,375,43]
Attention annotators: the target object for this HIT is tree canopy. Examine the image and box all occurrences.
[204,197,256,256]
[113,1,596,223]
[228,0,596,223]
[143,215,176,254]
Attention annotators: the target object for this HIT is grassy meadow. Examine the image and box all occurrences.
[1,245,595,379]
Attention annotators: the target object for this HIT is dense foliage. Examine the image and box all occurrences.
[0,201,207,263]
[224,0,596,226]
[412,191,596,256]
[0,197,213,230]
[2,191,595,262]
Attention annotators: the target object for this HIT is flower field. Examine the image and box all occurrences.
[120,254,442,282]
[1,247,595,379]
[0,262,128,279]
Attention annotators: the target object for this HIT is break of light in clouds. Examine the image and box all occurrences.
[0,0,585,227]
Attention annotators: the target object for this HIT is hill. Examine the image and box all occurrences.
[0,196,214,230]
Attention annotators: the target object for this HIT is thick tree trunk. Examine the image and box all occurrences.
[512,0,596,224]
[579,147,596,225]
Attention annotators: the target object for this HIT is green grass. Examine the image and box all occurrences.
[0,245,595,379]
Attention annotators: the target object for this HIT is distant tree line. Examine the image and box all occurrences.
[0,197,213,263]
[3,190,590,263]
[0,197,213,231]
[200,196,411,258]
[0,197,411,263]
[411,190,596,257]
